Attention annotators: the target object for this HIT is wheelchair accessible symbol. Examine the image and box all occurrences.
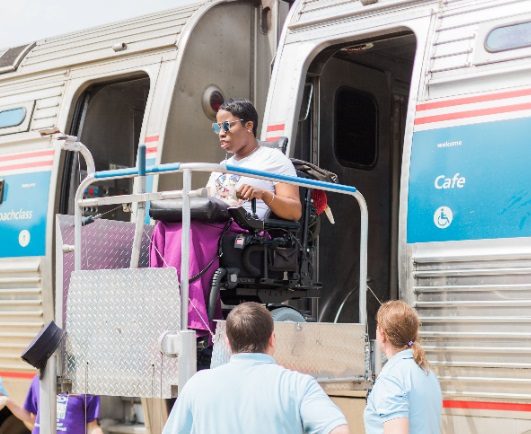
[434,206,453,229]
[18,229,31,247]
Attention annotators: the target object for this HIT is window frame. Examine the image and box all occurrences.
[474,15,531,65]
[485,21,531,53]
[333,85,379,170]
[0,101,35,136]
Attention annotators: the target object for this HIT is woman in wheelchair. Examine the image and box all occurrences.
[150,99,301,340]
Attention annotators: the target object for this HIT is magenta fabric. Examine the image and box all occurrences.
[23,375,100,434]
[150,221,236,336]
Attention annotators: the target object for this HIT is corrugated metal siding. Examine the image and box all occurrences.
[17,2,205,74]
[0,75,65,134]
[413,254,531,400]
[292,0,426,26]
[0,259,44,372]
[428,0,531,80]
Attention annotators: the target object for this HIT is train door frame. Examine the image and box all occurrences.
[55,62,162,219]
[288,26,427,331]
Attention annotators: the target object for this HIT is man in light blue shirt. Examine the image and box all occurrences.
[163,302,349,434]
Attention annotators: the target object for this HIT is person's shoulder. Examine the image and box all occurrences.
[257,146,295,175]
[87,394,101,403]
[276,364,316,387]
[186,364,231,387]
[382,350,415,372]
[26,375,38,396]
[258,145,289,161]
[426,369,442,389]
[378,357,434,393]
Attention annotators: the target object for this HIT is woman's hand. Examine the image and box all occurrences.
[236,183,302,221]
[236,184,265,201]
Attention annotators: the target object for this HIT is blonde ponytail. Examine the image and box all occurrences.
[411,341,429,372]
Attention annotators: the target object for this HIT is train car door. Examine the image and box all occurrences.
[293,30,417,332]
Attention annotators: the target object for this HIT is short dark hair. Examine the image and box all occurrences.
[226,302,273,354]
[219,98,259,136]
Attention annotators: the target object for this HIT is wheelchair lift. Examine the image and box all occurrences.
[47,137,369,434]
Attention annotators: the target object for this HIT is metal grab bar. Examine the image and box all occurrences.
[71,157,369,326]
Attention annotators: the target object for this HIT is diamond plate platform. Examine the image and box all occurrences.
[211,321,368,381]
[57,215,153,325]
[64,267,180,398]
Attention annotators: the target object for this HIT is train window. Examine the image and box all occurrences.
[0,107,26,129]
[0,101,34,135]
[334,86,378,168]
[485,21,531,53]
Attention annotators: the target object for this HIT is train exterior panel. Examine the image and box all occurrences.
[0,0,287,428]
[262,0,531,432]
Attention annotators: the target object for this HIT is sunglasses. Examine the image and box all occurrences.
[212,119,244,134]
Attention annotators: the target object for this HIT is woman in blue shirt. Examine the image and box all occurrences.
[364,300,442,434]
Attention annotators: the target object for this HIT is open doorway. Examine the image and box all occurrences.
[60,74,150,221]
[293,31,417,334]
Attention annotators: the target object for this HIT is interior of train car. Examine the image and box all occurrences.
[293,30,417,333]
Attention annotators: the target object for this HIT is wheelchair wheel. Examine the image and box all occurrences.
[270,307,306,322]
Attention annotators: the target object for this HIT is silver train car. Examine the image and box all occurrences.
[261,0,531,432]
[0,0,287,431]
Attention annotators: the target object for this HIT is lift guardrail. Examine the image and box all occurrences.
[71,144,368,327]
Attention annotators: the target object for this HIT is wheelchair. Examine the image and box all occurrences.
[149,138,338,320]
[209,138,338,318]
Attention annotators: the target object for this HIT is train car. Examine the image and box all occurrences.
[261,0,531,432]
[0,0,288,431]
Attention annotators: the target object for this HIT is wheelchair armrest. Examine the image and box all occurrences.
[263,218,300,231]
[228,206,264,231]
[228,207,300,232]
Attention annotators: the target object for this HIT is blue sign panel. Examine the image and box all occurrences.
[407,117,531,243]
[0,171,51,257]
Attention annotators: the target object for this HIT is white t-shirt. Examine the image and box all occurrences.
[206,145,297,219]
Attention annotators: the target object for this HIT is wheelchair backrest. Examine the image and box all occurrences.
[261,136,338,184]
[260,137,288,154]
[260,137,338,249]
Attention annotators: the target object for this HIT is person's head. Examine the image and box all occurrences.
[226,302,274,355]
[213,99,258,155]
[376,300,429,372]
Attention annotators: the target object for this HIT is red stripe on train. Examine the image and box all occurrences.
[444,400,531,412]
[414,102,531,125]
[0,160,54,172]
[266,124,285,132]
[0,149,54,163]
[145,135,159,143]
[266,136,283,142]
[417,88,531,111]
[146,146,157,154]
[0,370,36,380]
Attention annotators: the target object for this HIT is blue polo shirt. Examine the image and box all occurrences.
[163,353,346,434]
[364,349,442,434]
